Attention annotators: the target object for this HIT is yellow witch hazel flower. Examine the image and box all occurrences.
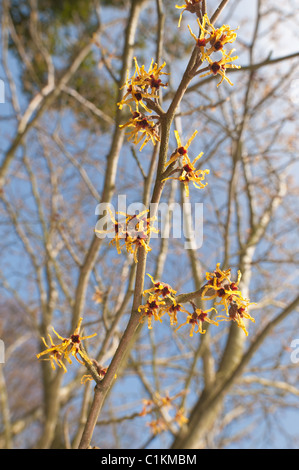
[160,301,190,326]
[201,263,255,336]
[215,300,255,337]
[92,287,103,304]
[118,57,168,150]
[36,334,68,373]
[174,408,189,427]
[119,112,160,151]
[139,275,181,328]
[188,14,238,59]
[176,0,203,27]
[147,418,167,435]
[143,273,177,302]
[36,317,97,372]
[140,391,188,434]
[202,263,245,310]
[163,130,209,197]
[165,153,209,197]
[133,57,169,97]
[140,390,188,437]
[124,233,153,263]
[138,294,166,329]
[197,49,241,87]
[118,57,169,113]
[175,306,218,337]
[165,130,198,168]
[118,73,151,114]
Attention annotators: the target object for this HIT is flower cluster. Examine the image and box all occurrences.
[163,130,209,197]
[118,57,169,150]
[138,265,255,336]
[118,57,168,112]
[139,274,218,336]
[138,273,179,329]
[95,208,158,263]
[184,10,240,86]
[201,263,255,335]
[140,391,188,435]
[36,317,97,373]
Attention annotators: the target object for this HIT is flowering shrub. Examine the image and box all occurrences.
[36,1,255,448]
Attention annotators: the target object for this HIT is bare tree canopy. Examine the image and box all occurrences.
[0,0,299,451]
